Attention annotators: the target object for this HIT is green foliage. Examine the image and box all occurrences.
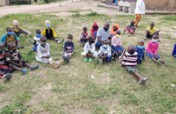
[44,0,67,3]
[9,0,31,5]
[163,15,176,21]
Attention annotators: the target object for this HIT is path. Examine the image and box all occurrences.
[0,0,125,17]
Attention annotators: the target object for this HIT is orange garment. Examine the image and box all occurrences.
[134,14,141,26]
[110,24,120,35]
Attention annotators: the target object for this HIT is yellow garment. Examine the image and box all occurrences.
[6,35,16,43]
[42,27,57,38]
[115,34,121,38]
[134,14,141,26]
[147,26,159,35]
[11,26,21,32]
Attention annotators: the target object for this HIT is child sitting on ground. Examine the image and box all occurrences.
[146,35,164,65]
[80,26,88,46]
[63,34,74,62]
[124,20,136,34]
[119,45,147,84]
[42,20,63,43]
[81,36,98,63]
[135,40,145,64]
[111,30,124,59]
[172,44,176,58]
[98,40,111,63]
[0,44,12,82]
[91,22,99,37]
[11,20,30,36]
[145,22,160,40]
[110,24,120,37]
[6,42,39,74]
[36,36,61,68]
[1,27,19,48]
[32,29,42,51]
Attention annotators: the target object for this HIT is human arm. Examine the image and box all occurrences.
[52,28,58,38]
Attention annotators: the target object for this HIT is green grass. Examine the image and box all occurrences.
[0,13,176,114]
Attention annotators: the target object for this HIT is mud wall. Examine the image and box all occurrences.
[144,0,176,11]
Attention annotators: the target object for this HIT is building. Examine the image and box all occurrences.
[144,0,176,11]
[105,0,176,11]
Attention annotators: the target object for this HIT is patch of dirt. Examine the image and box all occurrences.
[27,83,53,106]
[92,72,111,85]
[70,108,90,114]
[0,0,125,17]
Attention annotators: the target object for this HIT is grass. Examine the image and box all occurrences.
[0,12,176,114]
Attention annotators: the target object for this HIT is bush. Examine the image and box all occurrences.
[9,0,31,5]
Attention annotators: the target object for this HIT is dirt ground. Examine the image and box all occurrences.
[0,0,124,17]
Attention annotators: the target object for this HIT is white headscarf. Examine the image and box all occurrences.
[12,20,19,26]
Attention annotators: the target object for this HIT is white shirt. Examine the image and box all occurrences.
[36,43,50,62]
[33,36,41,45]
[84,42,96,53]
[135,0,145,14]
[98,44,111,56]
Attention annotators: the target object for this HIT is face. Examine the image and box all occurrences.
[83,28,87,33]
[139,41,144,46]
[67,38,72,42]
[46,22,51,28]
[104,41,109,45]
[104,24,110,30]
[89,37,95,43]
[40,38,47,46]
[93,26,98,30]
[113,26,117,31]
[8,43,16,52]
[150,23,154,29]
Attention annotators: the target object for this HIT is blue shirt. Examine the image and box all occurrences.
[64,41,74,52]
[96,28,110,42]
[1,33,19,43]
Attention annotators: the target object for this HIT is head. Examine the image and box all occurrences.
[6,28,14,37]
[92,22,98,31]
[45,20,51,28]
[36,29,41,38]
[138,40,144,46]
[83,26,87,33]
[104,22,110,31]
[152,34,159,43]
[8,42,16,52]
[104,40,110,46]
[127,45,135,55]
[0,44,4,54]
[12,20,19,27]
[130,20,135,26]
[40,36,47,47]
[150,22,155,29]
[116,30,121,35]
[88,36,95,44]
[113,26,118,31]
[67,34,73,42]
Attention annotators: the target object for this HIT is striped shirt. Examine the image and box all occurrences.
[122,51,138,66]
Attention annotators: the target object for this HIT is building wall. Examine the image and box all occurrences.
[0,0,7,6]
[144,0,176,11]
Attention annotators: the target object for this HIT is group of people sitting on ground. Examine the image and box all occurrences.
[0,18,174,85]
[80,21,167,84]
